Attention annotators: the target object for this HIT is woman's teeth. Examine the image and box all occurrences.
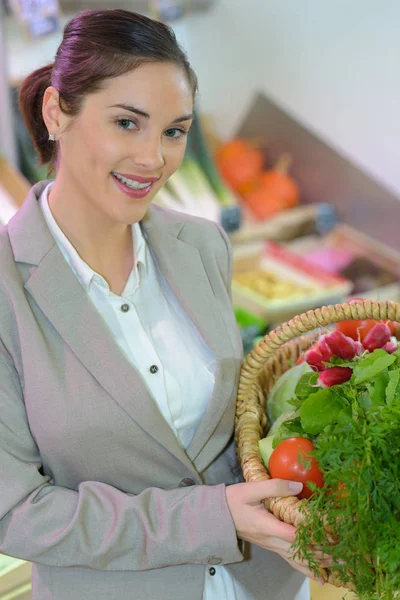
[112,172,152,190]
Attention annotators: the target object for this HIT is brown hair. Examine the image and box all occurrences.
[18,9,198,174]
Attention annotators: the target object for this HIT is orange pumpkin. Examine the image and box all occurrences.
[215,139,264,196]
[243,153,300,220]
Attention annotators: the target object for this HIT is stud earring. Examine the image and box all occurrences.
[48,133,55,141]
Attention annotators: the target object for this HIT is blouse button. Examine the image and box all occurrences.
[149,365,159,374]
[120,303,130,313]
[209,567,216,576]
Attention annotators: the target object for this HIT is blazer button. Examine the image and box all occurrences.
[207,556,223,565]
[179,478,196,487]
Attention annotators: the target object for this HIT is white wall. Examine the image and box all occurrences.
[176,0,400,197]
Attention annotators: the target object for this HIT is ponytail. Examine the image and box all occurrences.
[18,63,56,171]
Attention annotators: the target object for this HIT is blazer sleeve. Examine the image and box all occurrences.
[0,338,243,571]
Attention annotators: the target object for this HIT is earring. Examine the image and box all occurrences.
[48,133,55,141]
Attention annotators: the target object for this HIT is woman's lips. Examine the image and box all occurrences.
[111,172,154,199]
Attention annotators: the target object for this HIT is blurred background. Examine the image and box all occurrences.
[0,3,399,598]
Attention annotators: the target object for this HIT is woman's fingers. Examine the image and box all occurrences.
[261,511,298,544]
[238,479,303,505]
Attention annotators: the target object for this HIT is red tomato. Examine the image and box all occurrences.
[336,298,395,341]
[268,437,324,499]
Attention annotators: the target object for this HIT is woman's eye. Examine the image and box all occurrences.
[116,118,137,131]
[164,128,187,140]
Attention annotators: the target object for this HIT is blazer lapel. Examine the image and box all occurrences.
[8,182,198,477]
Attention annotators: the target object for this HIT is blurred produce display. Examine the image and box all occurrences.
[234,268,315,300]
[215,137,300,220]
[234,307,268,355]
[232,241,353,326]
[215,138,263,197]
[288,224,400,301]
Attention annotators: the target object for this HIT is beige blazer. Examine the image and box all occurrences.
[0,180,305,599]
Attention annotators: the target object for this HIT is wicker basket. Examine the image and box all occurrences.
[234,299,400,589]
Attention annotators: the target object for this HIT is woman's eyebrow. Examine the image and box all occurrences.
[108,103,193,123]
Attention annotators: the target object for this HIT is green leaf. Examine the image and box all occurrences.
[359,391,372,411]
[272,417,308,448]
[294,371,319,399]
[300,388,344,435]
[386,369,400,405]
[352,349,396,385]
[366,372,389,409]
[329,355,358,368]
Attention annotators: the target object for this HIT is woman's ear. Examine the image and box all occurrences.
[42,86,69,139]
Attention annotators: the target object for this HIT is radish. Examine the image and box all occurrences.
[363,323,391,352]
[354,341,363,356]
[305,348,325,372]
[383,340,398,354]
[318,335,334,362]
[325,330,357,360]
[318,367,352,387]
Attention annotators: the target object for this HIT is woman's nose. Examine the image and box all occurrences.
[132,136,165,171]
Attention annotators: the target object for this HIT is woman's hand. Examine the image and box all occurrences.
[225,479,332,586]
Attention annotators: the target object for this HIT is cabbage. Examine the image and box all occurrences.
[267,361,312,424]
[258,410,296,467]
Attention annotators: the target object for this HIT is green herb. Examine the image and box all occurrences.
[284,350,400,599]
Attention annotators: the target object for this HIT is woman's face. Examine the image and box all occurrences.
[52,62,194,224]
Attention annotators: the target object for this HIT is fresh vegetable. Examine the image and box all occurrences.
[215,139,264,196]
[336,298,395,341]
[304,347,325,372]
[318,334,333,361]
[258,318,400,598]
[317,366,353,387]
[266,362,312,424]
[362,322,391,352]
[186,112,240,209]
[285,340,400,598]
[383,340,398,354]
[242,153,300,220]
[324,330,357,360]
[258,410,296,466]
[268,437,324,499]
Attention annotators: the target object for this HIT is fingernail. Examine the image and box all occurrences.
[317,579,325,586]
[289,481,303,493]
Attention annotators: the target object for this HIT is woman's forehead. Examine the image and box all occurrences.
[91,64,194,115]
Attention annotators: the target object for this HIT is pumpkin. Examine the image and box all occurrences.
[215,139,264,196]
[243,153,300,220]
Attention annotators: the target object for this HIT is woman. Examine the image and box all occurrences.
[0,9,329,599]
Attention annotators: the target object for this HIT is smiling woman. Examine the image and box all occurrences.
[1,8,314,600]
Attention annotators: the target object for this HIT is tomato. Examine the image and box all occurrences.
[336,298,395,341]
[268,437,324,499]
